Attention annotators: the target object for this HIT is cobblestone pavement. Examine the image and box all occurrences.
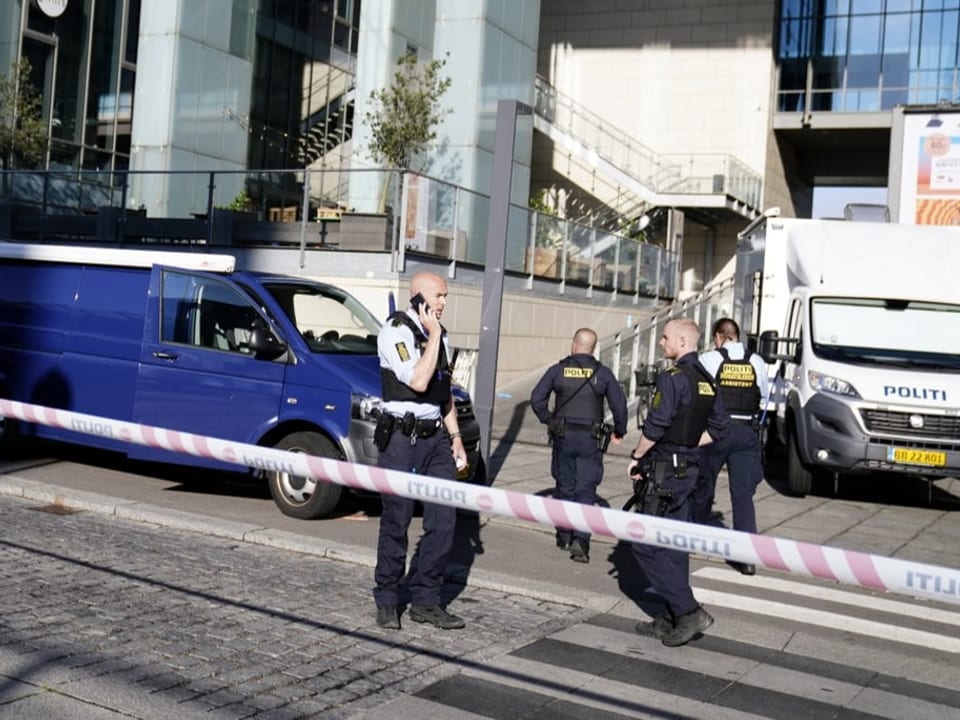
[0,495,590,719]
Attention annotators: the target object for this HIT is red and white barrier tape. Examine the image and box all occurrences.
[2,398,958,606]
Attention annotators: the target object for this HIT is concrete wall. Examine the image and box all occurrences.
[535,0,794,282]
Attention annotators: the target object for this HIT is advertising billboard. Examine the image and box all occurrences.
[889,106,960,225]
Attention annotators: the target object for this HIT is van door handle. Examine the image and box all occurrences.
[152,351,179,360]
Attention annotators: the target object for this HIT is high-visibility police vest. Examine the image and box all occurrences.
[552,356,603,423]
[379,311,452,412]
[660,362,718,447]
[715,347,760,417]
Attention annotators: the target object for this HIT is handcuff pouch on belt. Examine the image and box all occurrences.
[625,458,676,516]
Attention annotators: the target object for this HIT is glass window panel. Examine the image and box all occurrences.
[849,14,881,54]
[126,0,141,63]
[909,87,939,103]
[778,91,807,112]
[850,0,882,13]
[940,10,959,67]
[779,18,809,58]
[918,11,943,68]
[811,90,838,111]
[812,56,842,89]
[882,52,910,86]
[823,0,850,13]
[853,88,880,111]
[847,54,882,87]
[885,0,915,10]
[883,12,911,54]
[881,88,909,109]
[780,58,807,90]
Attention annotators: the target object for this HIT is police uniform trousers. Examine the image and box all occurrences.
[693,422,763,534]
[552,428,603,546]
[373,428,457,608]
[631,462,700,618]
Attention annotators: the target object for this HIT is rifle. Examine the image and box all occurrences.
[623,458,675,516]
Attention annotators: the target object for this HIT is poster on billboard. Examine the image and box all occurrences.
[889,106,960,225]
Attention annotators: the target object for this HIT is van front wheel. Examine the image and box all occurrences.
[267,432,343,519]
[786,429,814,497]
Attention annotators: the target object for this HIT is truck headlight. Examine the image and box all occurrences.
[351,393,383,420]
[808,371,860,398]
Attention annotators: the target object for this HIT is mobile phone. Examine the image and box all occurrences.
[410,292,428,312]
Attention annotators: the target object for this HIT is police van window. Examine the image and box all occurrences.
[262,282,379,355]
[161,270,261,354]
[787,299,802,339]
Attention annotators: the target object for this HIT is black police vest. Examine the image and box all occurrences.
[660,362,717,447]
[715,347,760,416]
[380,311,452,411]
[552,356,603,423]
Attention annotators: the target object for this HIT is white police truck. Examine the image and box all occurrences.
[734,216,960,496]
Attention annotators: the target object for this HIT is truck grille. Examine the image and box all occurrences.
[860,409,960,440]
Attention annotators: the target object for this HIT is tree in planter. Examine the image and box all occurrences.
[364,53,451,210]
[0,58,47,172]
[527,188,566,278]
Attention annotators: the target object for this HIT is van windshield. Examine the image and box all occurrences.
[263,282,381,355]
[810,297,960,370]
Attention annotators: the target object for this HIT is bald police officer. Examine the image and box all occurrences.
[693,317,769,575]
[530,328,628,563]
[373,271,467,631]
[628,318,728,647]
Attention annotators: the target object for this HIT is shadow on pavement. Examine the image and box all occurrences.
[606,540,666,620]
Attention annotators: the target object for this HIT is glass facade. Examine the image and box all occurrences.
[248,0,359,171]
[21,0,140,173]
[778,0,960,113]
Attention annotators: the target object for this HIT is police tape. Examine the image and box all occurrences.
[2,397,958,607]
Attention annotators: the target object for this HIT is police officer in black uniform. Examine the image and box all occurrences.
[372,271,467,631]
[693,317,769,575]
[628,318,728,647]
[530,327,628,563]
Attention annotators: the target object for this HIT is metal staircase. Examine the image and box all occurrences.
[532,76,762,228]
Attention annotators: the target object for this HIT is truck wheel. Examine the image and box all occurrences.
[786,430,814,497]
[267,432,343,519]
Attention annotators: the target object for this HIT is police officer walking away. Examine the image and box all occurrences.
[530,328,628,563]
[693,317,769,575]
[628,318,728,647]
[372,271,467,630]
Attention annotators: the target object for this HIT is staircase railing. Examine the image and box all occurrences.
[533,76,762,214]
[597,276,737,405]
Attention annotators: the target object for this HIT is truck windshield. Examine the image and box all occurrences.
[263,282,382,355]
[810,297,960,370]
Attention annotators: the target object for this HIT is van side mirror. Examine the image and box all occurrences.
[758,330,778,363]
[759,329,800,363]
[249,321,286,360]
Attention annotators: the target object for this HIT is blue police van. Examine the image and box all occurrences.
[0,243,481,518]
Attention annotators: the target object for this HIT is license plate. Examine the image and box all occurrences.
[886,447,946,467]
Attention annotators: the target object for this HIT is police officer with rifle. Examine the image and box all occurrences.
[626,318,728,647]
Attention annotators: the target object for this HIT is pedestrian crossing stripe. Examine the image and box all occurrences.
[693,566,960,628]
[691,587,960,654]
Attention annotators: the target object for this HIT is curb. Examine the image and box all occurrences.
[0,474,623,614]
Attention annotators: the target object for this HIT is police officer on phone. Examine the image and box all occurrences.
[692,317,768,575]
[530,328,628,564]
[627,318,728,647]
[372,271,467,631]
